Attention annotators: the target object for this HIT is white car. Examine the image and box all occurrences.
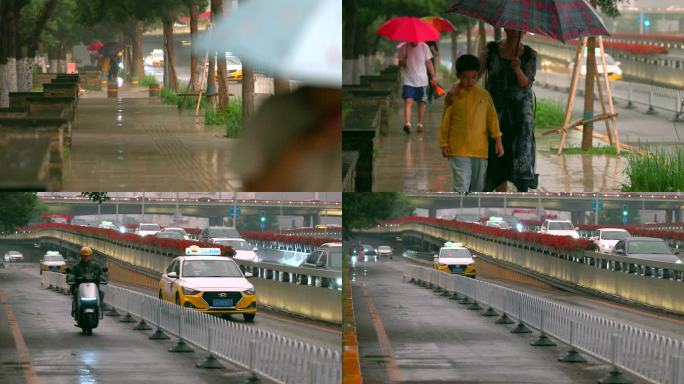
[4,251,24,262]
[569,48,623,80]
[539,219,580,239]
[158,256,256,321]
[136,223,161,237]
[485,217,510,229]
[211,238,258,262]
[377,246,393,257]
[433,242,477,277]
[144,49,164,67]
[160,227,191,240]
[592,228,631,253]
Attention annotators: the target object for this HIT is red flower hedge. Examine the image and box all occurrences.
[381,216,597,251]
[576,224,684,241]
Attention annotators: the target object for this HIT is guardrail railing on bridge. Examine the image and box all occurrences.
[40,271,340,384]
[404,265,683,384]
[366,222,684,314]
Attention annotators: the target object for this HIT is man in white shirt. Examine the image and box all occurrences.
[398,41,435,134]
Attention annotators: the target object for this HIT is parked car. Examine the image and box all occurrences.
[159,256,256,322]
[592,228,631,253]
[612,237,682,263]
[433,242,477,277]
[569,49,623,80]
[144,49,164,67]
[136,223,161,237]
[199,226,240,243]
[376,245,393,258]
[539,219,580,239]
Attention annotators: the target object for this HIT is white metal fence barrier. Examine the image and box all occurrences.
[536,70,684,119]
[40,271,341,384]
[404,265,684,384]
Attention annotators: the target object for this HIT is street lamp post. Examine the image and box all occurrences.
[142,192,145,222]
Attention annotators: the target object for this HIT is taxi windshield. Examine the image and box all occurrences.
[44,255,64,262]
[601,231,630,241]
[182,260,243,278]
[440,248,471,258]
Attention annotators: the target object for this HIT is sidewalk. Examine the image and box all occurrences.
[64,85,244,190]
[372,78,682,192]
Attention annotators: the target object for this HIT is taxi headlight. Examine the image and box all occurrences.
[244,287,255,295]
[182,287,200,295]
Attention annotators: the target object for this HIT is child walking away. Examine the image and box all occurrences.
[439,54,504,192]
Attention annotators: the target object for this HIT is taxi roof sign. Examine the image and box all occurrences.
[46,250,61,256]
[444,241,463,248]
[185,245,222,256]
[488,216,503,222]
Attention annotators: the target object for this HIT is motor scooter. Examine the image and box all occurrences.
[67,268,108,335]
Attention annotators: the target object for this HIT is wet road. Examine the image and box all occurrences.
[0,243,340,383]
[350,251,631,383]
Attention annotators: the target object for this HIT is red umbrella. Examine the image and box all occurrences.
[376,17,440,43]
[421,16,456,32]
[87,42,104,51]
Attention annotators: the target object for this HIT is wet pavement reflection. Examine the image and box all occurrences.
[374,97,627,192]
[64,92,241,191]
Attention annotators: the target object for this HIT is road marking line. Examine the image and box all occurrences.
[0,289,39,384]
[360,282,403,382]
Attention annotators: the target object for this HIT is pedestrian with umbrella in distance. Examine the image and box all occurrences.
[377,17,439,134]
[445,0,609,192]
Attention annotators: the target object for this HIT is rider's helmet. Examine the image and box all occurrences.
[80,246,93,260]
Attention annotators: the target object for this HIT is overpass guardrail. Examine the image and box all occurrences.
[365,221,684,315]
[10,229,342,323]
[404,265,683,384]
[39,271,340,384]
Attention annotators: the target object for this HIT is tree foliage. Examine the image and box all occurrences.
[0,193,43,232]
[342,193,414,238]
[81,192,110,204]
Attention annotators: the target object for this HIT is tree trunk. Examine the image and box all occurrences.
[342,0,356,84]
[582,36,597,150]
[477,21,486,53]
[0,0,19,107]
[242,63,254,124]
[466,22,472,54]
[207,53,216,107]
[188,2,199,91]
[132,20,144,79]
[212,0,229,109]
[16,46,34,92]
[162,16,178,91]
[450,31,458,75]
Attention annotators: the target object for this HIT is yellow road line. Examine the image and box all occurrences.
[0,289,39,384]
[360,282,403,382]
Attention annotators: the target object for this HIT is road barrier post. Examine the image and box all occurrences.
[482,285,498,317]
[670,355,683,384]
[510,295,531,334]
[245,339,261,383]
[149,300,170,340]
[598,334,632,384]
[646,90,657,115]
[133,295,152,330]
[626,84,635,109]
[196,328,225,368]
[169,310,194,353]
[496,289,514,324]
[119,294,137,323]
[530,309,556,346]
[559,321,587,362]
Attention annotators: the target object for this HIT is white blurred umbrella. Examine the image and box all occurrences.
[195,0,341,86]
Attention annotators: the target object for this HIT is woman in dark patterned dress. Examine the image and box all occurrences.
[447,29,538,192]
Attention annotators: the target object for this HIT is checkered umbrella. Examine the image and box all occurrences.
[446,0,609,43]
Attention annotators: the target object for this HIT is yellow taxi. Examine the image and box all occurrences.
[159,252,257,322]
[40,251,67,274]
[433,242,477,278]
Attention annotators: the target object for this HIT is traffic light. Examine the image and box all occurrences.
[622,205,628,217]
[260,211,266,223]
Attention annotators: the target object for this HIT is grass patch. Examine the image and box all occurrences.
[549,145,620,155]
[134,75,159,87]
[160,85,200,110]
[534,99,565,130]
[204,99,242,138]
[621,147,684,192]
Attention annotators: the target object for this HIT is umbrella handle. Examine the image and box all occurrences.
[514,33,522,58]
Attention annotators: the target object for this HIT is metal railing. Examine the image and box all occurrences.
[40,271,341,384]
[536,70,684,118]
[404,265,684,384]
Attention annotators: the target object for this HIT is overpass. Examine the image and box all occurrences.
[40,196,342,226]
[405,193,684,223]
